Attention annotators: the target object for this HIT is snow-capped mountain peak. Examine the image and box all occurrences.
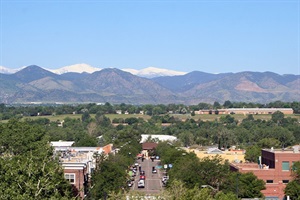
[1,64,187,78]
[50,63,102,74]
[0,66,19,74]
[122,67,187,78]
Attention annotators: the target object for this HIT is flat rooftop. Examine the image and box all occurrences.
[230,163,275,171]
[263,148,300,154]
[59,151,92,164]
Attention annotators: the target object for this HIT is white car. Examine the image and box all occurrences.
[137,180,145,188]
[162,176,169,184]
[152,166,157,173]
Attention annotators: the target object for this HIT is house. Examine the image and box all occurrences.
[142,142,158,151]
[207,147,223,154]
[230,147,300,199]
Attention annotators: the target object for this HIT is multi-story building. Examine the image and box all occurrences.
[51,141,113,199]
[230,147,300,199]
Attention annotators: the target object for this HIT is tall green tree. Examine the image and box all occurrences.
[285,161,300,199]
[244,145,261,162]
[271,111,284,125]
[223,172,265,198]
[0,120,75,199]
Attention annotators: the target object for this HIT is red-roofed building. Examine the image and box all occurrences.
[142,142,157,150]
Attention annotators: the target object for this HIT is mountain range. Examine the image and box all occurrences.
[0,64,187,78]
[0,65,299,104]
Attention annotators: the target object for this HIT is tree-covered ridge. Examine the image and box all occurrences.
[1,100,300,120]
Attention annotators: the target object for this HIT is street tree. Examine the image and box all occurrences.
[285,161,300,199]
[244,145,261,162]
[223,172,265,198]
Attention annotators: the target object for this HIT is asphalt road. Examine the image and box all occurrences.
[132,157,163,194]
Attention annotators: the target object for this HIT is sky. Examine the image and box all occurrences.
[0,0,299,75]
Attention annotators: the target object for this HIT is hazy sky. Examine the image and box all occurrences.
[0,0,299,75]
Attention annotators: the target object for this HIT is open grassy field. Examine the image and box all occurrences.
[23,114,86,122]
[1,113,299,123]
[105,114,152,121]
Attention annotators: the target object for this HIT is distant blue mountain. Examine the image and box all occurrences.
[0,65,299,104]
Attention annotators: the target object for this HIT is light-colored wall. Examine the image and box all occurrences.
[185,148,245,163]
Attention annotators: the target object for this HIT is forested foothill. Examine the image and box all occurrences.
[0,100,300,199]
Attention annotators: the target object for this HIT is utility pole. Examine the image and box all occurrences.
[236,173,240,198]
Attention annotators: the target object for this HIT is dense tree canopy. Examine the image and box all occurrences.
[155,142,265,199]
[1,101,299,199]
[0,120,75,199]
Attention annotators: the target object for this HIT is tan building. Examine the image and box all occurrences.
[196,108,293,115]
[184,147,245,163]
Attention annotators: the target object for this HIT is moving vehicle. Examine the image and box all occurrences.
[138,180,145,188]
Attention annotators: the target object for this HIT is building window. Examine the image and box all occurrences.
[64,173,75,184]
[266,180,273,183]
[282,161,289,171]
[283,180,289,184]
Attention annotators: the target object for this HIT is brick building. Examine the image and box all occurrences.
[230,147,300,199]
[51,141,113,199]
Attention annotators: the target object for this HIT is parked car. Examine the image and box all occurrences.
[138,180,145,188]
[162,176,168,185]
[152,166,157,173]
[140,170,145,175]
[127,180,133,187]
[140,175,145,180]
